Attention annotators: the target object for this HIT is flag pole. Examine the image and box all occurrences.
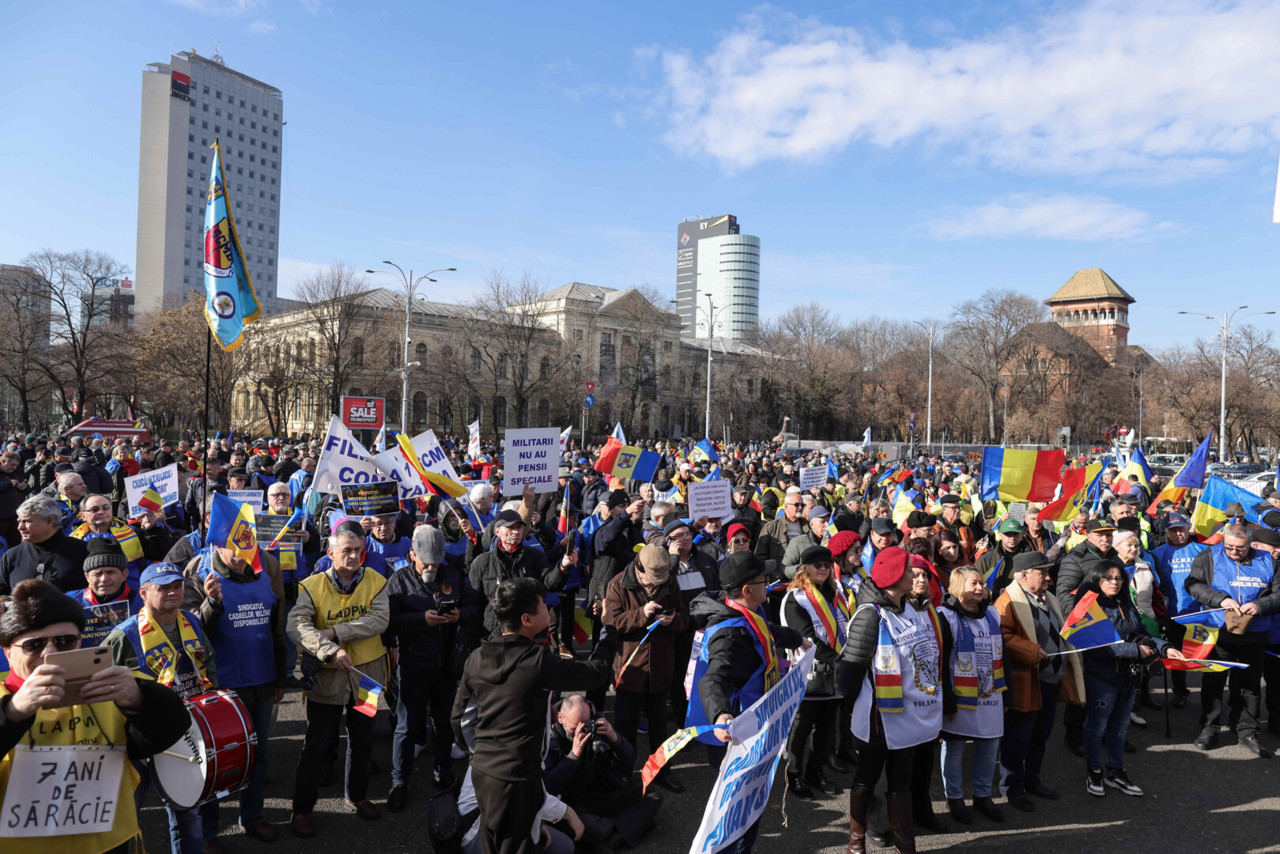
[201,326,212,542]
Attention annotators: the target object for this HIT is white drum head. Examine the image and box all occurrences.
[152,716,209,809]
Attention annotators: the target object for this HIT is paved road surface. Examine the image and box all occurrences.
[141,673,1280,853]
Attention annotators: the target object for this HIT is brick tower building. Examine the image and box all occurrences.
[1045,268,1135,366]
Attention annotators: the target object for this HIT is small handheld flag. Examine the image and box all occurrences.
[267,508,305,549]
[1060,591,1122,650]
[396,431,466,499]
[138,487,163,514]
[352,672,383,717]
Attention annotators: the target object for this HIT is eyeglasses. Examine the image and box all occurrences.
[16,634,80,655]
[1100,575,1125,584]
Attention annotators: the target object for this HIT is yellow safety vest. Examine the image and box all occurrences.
[0,689,142,854]
[300,569,387,667]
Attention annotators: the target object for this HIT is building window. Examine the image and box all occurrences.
[493,396,508,429]
[415,342,427,362]
[351,338,365,368]
[437,397,453,431]
[537,399,550,428]
[746,379,754,398]
[412,391,428,426]
[663,341,672,352]
[470,348,481,373]
[496,354,507,379]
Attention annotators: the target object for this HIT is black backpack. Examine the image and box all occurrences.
[426,789,479,854]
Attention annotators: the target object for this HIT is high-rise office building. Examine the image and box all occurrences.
[136,49,291,316]
[675,214,760,340]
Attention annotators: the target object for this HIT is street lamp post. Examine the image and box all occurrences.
[698,294,725,440]
[1178,305,1275,460]
[912,320,937,447]
[367,262,456,433]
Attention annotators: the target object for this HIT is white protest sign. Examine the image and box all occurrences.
[228,489,264,507]
[0,745,126,837]
[502,427,560,494]
[313,416,383,496]
[798,465,827,491]
[372,429,463,500]
[687,479,732,522]
[124,463,179,517]
[689,647,815,854]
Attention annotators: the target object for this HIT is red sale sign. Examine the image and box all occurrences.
[341,396,385,430]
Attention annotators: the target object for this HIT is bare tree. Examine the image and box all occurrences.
[0,265,55,431]
[293,262,389,418]
[22,249,133,421]
[133,300,245,433]
[948,289,1047,441]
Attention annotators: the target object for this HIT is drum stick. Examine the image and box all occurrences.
[160,750,199,763]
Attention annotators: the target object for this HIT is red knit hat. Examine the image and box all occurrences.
[828,530,861,558]
[726,523,751,543]
[871,546,908,589]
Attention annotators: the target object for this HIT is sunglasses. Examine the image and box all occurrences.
[16,634,80,655]
[1100,575,1125,584]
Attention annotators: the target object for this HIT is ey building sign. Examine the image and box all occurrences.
[341,396,385,431]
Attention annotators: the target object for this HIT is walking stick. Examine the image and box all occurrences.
[1163,664,1172,739]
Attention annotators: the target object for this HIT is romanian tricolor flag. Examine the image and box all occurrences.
[352,672,383,717]
[749,485,763,514]
[267,508,305,549]
[1146,432,1212,514]
[640,725,717,794]
[594,437,660,482]
[979,447,1065,503]
[138,487,163,514]
[891,485,918,526]
[1060,591,1122,650]
[557,485,572,536]
[396,432,465,499]
[1189,476,1261,536]
[1039,462,1102,524]
[207,491,263,573]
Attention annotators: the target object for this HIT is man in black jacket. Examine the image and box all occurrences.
[588,492,644,613]
[688,552,806,854]
[0,494,90,595]
[468,509,573,637]
[452,577,611,854]
[387,525,481,811]
[542,694,661,849]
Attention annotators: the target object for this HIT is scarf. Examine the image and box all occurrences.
[84,584,132,606]
[724,597,780,691]
[871,607,905,713]
[71,519,144,563]
[794,580,849,652]
[953,610,1006,709]
[138,608,211,692]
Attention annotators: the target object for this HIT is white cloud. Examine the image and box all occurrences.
[249,19,277,34]
[928,193,1173,241]
[653,1,1280,177]
[164,0,262,13]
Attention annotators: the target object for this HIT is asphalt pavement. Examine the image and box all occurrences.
[140,671,1280,854]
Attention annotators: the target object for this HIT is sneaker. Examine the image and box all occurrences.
[1129,711,1148,728]
[386,784,409,813]
[1104,768,1143,797]
[1239,733,1272,759]
[1086,768,1105,797]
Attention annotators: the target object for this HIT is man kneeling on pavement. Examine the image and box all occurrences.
[542,695,662,849]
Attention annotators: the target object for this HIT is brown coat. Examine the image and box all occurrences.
[603,561,690,694]
[995,581,1084,712]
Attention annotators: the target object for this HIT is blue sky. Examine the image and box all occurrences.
[3,0,1280,351]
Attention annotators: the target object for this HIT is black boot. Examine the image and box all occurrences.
[847,791,870,854]
[886,792,917,854]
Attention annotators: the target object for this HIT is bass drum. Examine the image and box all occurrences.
[150,689,257,810]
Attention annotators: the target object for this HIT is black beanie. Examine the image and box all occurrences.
[83,536,128,572]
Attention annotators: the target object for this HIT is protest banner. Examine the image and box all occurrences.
[0,743,126,837]
[687,479,732,522]
[228,489,264,507]
[340,481,400,517]
[313,415,383,496]
[798,465,827,491]
[502,427,560,494]
[124,463,179,518]
[373,429,463,500]
[688,646,815,854]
